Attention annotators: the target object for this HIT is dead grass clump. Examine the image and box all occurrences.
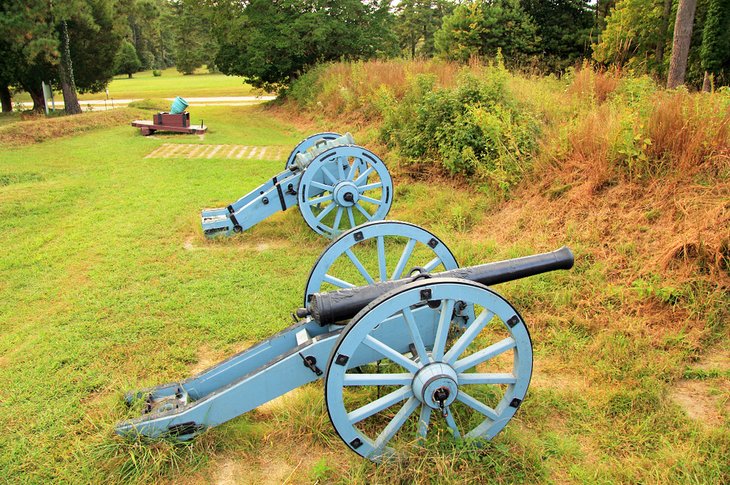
[539,104,620,194]
[646,92,730,176]
[567,66,621,104]
[288,59,462,123]
[0,108,146,147]
[659,189,730,279]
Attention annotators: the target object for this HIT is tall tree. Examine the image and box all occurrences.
[114,40,142,78]
[0,0,120,114]
[172,0,217,74]
[212,0,396,90]
[59,19,82,114]
[667,0,698,87]
[655,0,673,67]
[0,41,20,112]
[435,0,539,64]
[592,0,667,71]
[394,0,454,59]
[521,0,595,70]
[700,0,730,90]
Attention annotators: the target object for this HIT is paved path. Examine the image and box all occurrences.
[145,144,287,161]
[48,95,276,111]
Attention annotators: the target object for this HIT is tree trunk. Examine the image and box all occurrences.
[128,72,133,79]
[0,84,12,113]
[655,0,673,66]
[667,0,698,88]
[21,83,46,113]
[59,20,82,115]
[702,71,712,91]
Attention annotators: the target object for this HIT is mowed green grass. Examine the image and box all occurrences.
[12,67,260,104]
[0,107,727,483]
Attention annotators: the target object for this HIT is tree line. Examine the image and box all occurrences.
[1,0,728,114]
[0,0,215,114]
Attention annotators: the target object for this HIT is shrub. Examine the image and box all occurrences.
[152,69,162,77]
[381,60,540,193]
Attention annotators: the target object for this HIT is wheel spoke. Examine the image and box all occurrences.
[310,181,334,191]
[457,373,517,385]
[444,407,461,439]
[354,166,374,185]
[359,194,383,205]
[332,206,343,232]
[418,405,432,438]
[456,391,500,421]
[347,159,358,180]
[354,202,374,221]
[322,274,356,289]
[358,182,382,191]
[377,236,387,281]
[443,310,494,364]
[374,397,419,450]
[363,334,420,373]
[402,306,431,364]
[453,337,516,373]
[346,207,356,228]
[345,249,375,284]
[347,386,413,424]
[320,165,337,184]
[432,299,455,361]
[306,193,333,207]
[423,256,442,272]
[391,238,417,280]
[315,201,336,222]
[343,373,413,386]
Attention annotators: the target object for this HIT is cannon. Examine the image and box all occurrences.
[116,221,574,461]
[201,132,393,238]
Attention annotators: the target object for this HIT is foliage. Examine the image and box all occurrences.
[172,0,217,75]
[67,0,122,93]
[521,0,596,71]
[116,0,176,70]
[700,0,730,80]
[381,59,540,192]
[114,40,142,78]
[594,0,730,87]
[393,0,454,59]
[434,0,540,65]
[0,0,121,105]
[592,0,666,72]
[212,0,397,91]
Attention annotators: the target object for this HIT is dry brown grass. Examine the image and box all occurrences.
[291,59,463,123]
[0,108,146,147]
[646,92,730,175]
[567,65,621,104]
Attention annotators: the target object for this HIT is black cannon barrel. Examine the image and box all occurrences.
[306,246,574,325]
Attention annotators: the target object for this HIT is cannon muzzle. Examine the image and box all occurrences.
[307,246,574,325]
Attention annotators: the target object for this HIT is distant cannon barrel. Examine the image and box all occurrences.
[306,246,574,325]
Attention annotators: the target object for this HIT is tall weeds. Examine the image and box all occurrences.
[287,60,730,189]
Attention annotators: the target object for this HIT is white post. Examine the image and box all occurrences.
[41,81,49,115]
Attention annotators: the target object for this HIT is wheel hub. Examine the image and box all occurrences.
[412,362,458,409]
[333,182,359,207]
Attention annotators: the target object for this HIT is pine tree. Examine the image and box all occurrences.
[115,41,142,78]
[700,0,730,90]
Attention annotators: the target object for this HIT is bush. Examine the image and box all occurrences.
[381,60,540,193]
[152,70,162,77]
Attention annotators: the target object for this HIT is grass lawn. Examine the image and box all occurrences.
[11,67,260,105]
[0,106,727,483]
